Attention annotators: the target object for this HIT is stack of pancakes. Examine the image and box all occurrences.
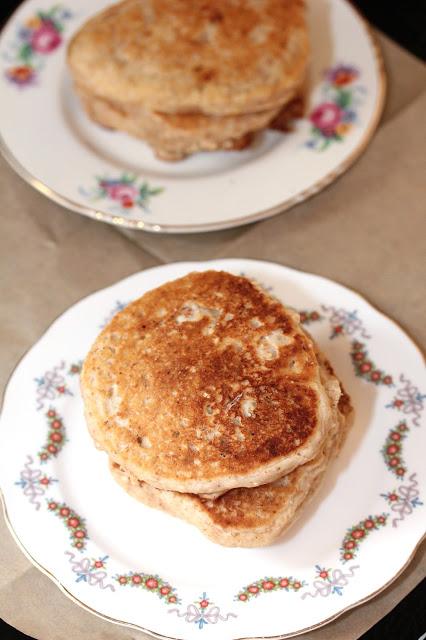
[67,0,309,160]
[81,272,352,547]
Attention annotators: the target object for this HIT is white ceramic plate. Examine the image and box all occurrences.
[1,259,425,640]
[0,0,385,233]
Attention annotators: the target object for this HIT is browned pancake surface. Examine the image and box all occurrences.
[109,360,352,546]
[68,0,308,116]
[81,271,333,493]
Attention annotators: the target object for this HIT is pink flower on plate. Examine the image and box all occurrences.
[31,21,62,54]
[105,184,138,202]
[310,102,343,137]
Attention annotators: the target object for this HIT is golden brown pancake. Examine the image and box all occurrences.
[67,0,309,158]
[74,85,283,160]
[81,271,341,495]
[109,355,352,547]
[67,0,309,116]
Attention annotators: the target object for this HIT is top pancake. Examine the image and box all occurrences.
[67,0,309,116]
[81,271,339,494]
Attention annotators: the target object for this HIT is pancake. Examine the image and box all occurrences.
[74,84,283,160]
[110,356,352,547]
[67,0,309,117]
[81,271,342,495]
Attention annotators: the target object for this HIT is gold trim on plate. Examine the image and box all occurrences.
[0,260,425,640]
[1,491,425,640]
[0,1,386,234]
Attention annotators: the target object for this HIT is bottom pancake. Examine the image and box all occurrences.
[74,83,303,161]
[110,356,352,547]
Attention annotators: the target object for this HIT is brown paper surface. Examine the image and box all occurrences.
[0,29,425,640]
[113,33,426,265]
[218,90,426,349]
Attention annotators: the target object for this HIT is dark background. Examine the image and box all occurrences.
[1,0,425,59]
[0,0,425,638]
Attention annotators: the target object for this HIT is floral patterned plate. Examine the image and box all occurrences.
[1,259,425,640]
[0,0,385,232]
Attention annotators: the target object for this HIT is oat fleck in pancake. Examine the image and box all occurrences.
[109,354,352,547]
[81,271,339,494]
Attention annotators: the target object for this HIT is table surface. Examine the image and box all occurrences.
[1,2,425,639]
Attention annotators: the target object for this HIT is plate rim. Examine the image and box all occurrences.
[0,0,386,234]
[1,493,424,640]
[1,258,425,640]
